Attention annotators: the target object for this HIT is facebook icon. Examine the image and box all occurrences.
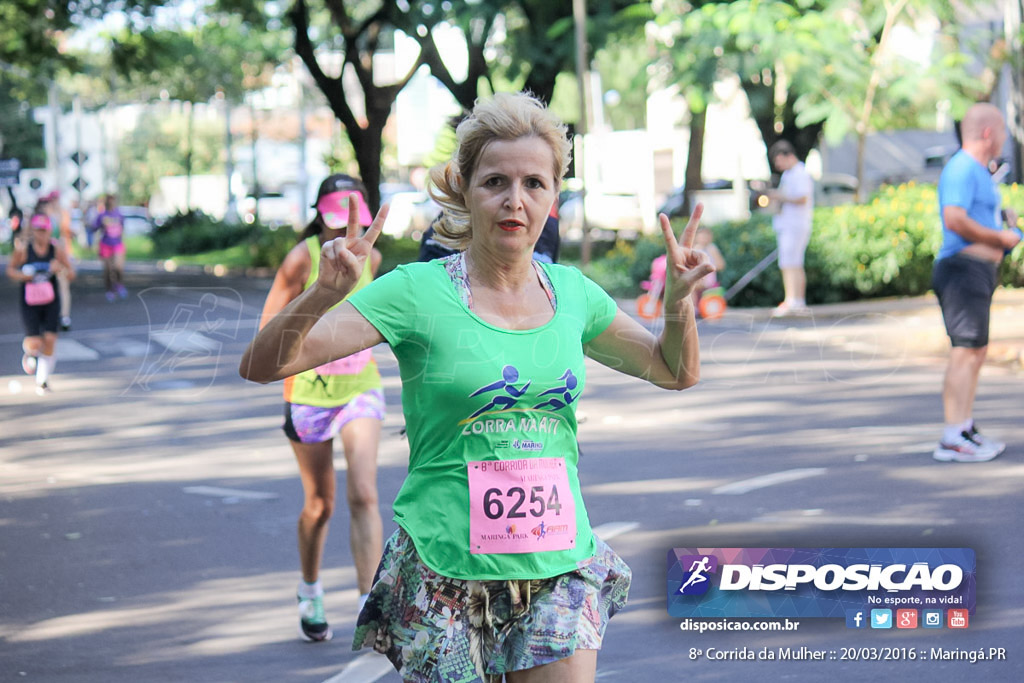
[846,609,867,629]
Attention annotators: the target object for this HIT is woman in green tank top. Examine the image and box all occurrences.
[242,96,714,681]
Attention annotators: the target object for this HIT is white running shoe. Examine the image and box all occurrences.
[297,594,333,642]
[933,430,1002,463]
[771,302,811,318]
[968,424,1005,457]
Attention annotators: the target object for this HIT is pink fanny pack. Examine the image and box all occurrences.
[25,280,55,306]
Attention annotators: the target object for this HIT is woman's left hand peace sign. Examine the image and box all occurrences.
[659,204,716,304]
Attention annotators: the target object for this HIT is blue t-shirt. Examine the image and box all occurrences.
[937,150,1002,260]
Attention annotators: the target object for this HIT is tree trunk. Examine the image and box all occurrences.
[185,101,194,211]
[855,131,866,203]
[684,105,706,214]
[290,0,422,215]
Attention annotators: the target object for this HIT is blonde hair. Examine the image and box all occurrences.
[428,92,571,250]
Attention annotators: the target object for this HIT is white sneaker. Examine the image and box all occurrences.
[771,302,811,318]
[297,594,332,642]
[968,425,1005,457]
[933,430,1002,462]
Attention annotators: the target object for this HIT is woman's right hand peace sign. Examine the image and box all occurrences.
[317,195,389,295]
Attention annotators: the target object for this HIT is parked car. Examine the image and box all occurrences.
[120,206,157,236]
[814,173,859,206]
[657,179,767,219]
[241,192,301,228]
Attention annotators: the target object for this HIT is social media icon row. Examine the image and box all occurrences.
[846,608,969,629]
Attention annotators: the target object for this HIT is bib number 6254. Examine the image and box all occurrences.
[467,457,577,554]
[483,485,562,520]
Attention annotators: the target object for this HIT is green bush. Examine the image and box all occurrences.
[247,224,299,269]
[812,183,942,300]
[151,210,252,256]
[375,234,422,275]
[813,181,1024,298]
[998,184,1024,286]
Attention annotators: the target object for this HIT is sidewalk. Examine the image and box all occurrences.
[782,288,1024,369]
[627,287,1024,371]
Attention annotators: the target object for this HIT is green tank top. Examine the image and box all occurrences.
[349,260,618,580]
[283,236,382,407]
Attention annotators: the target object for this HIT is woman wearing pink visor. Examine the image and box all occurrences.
[257,174,385,641]
[6,212,76,395]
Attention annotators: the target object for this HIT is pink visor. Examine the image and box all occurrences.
[317,190,372,228]
[30,214,52,231]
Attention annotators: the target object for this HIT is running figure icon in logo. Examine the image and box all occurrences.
[678,555,718,595]
[467,365,531,418]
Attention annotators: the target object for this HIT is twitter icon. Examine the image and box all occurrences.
[870,609,892,629]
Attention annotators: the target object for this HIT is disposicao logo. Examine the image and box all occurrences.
[667,548,976,619]
[676,555,719,595]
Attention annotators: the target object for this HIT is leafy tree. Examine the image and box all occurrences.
[0,73,45,168]
[0,0,81,199]
[117,108,224,205]
[783,0,974,200]
[652,0,827,198]
[0,1,76,73]
[109,10,286,207]
[289,0,427,211]
[410,0,652,112]
[591,35,651,130]
[653,0,996,202]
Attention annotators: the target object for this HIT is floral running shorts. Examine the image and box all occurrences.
[353,528,631,682]
[282,389,385,444]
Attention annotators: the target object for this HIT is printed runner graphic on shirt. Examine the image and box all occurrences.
[464,365,580,420]
[458,366,580,441]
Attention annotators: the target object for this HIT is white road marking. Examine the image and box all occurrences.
[56,339,101,361]
[596,669,623,679]
[322,653,395,683]
[591,521,640,539]
[182,486,279,500]
[711,468,826,495]
[107,338,153,357]
[150,330,220,353]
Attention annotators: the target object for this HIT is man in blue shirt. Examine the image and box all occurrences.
[931,103,1021,462]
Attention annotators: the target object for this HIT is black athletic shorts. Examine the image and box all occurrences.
[20,295,62,337]
[932,253,999,348]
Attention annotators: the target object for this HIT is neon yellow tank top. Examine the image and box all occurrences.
[283,236,382,407]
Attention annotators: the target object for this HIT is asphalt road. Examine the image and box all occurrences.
[2,263,1023,682]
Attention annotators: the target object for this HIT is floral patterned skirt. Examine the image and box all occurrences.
[352,528,631,682]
